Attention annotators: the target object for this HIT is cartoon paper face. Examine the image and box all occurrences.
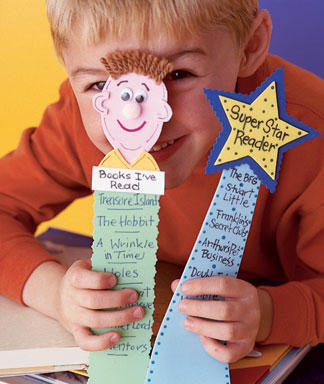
[93,73,172,164]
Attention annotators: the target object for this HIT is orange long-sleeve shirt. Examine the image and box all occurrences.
[0,55,324,347]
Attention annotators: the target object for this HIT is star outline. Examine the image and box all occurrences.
[204,68,321,193]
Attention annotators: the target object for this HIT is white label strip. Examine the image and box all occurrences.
[92,167,165,195]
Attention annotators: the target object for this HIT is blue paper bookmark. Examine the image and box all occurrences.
[145,164,260,384]
[145,68,320,384]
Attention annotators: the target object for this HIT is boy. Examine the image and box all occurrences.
[0,0,323,364]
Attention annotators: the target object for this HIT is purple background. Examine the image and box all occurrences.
[259,0,324,79]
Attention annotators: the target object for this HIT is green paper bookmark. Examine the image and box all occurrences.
[89,190,160,384]
[89,50,172,383]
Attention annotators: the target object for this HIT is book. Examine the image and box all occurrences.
[260,344,312,384]
[229,343,312,384]
[0,229,91,376]
[0,371,88,384]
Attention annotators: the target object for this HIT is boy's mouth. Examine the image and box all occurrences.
[150,139,175,152]
[149,136,186,162]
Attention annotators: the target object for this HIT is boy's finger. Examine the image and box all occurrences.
[72,325,120,351]
[171,279,180,293]
[179,298,240,321]
[74,288,138,309]
[68,260,117,289]
[181,276,252,298]
[183,316,250,341]
[200,336,254,363]
[77,305,145,329]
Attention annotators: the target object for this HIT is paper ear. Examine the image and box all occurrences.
[157,101,172,122]
[93,91,110,113]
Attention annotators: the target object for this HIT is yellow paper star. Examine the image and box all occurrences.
[204,69,320,192]
[217,81,307,179]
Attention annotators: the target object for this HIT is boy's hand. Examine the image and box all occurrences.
[172,276,264,363]
[57,259,144,351]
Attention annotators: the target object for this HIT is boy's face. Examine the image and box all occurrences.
[64,25,242,189]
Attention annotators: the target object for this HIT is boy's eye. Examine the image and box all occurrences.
[90,81,106,91]
[165,70,194,81]
[120,88,133,101]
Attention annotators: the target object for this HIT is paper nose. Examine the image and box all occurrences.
[123,103,141,120]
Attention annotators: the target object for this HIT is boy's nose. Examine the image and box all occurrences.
[123,102,142,120]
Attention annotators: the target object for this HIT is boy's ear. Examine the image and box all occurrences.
[238,10,272,78]
[93,91,110,113]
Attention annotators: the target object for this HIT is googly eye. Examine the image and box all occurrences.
[134,90,147,104]
[120,88,133,101]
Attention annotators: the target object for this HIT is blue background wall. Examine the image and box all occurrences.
[259,0,324,79]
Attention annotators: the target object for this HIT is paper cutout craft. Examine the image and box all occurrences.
[145,164,258,384]
[89,50,172,384]
[145,68,320,384]
[205,68,319,192]
[93,51,172,165]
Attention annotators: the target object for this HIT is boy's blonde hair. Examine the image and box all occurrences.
[47,0,258,60]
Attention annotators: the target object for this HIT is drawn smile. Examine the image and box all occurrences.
[117,120,147,132]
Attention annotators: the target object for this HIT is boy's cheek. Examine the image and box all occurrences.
[80,111,113,153]
[88,130,113,153]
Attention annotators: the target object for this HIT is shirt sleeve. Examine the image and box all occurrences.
[259,107,324,347]
[0,80,96,304]
[260,206,324,347]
